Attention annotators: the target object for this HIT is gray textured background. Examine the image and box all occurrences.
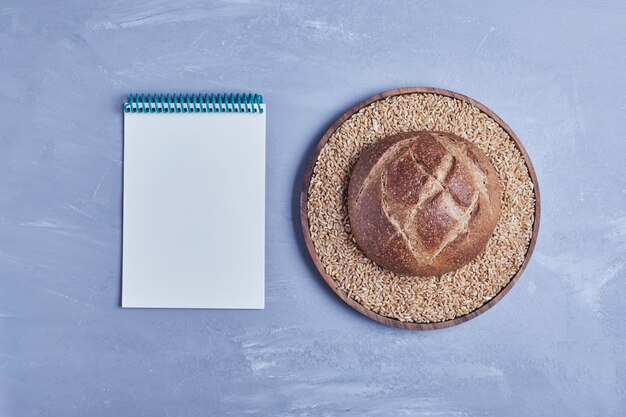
[1,1,625,416]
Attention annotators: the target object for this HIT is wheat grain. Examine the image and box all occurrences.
[306,93,536,323]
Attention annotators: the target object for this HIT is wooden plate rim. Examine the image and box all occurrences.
[299,87,541,330]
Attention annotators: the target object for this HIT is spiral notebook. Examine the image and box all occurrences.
[122,93,265,309]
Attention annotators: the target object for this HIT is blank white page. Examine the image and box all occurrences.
[122,107,265,308]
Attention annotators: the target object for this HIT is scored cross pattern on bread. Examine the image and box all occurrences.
[348,131,502,277]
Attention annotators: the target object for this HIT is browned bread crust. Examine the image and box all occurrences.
[347,131,502,276]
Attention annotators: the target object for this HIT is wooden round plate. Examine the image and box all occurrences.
[300,87,541,330]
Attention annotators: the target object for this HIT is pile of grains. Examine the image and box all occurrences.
[306,93,535,323]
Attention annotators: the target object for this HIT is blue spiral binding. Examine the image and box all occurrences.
[123,93,264,114]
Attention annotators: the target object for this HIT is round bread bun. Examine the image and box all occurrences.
[347,131,502,277]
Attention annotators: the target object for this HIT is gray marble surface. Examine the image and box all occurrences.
[1,1,625,416]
